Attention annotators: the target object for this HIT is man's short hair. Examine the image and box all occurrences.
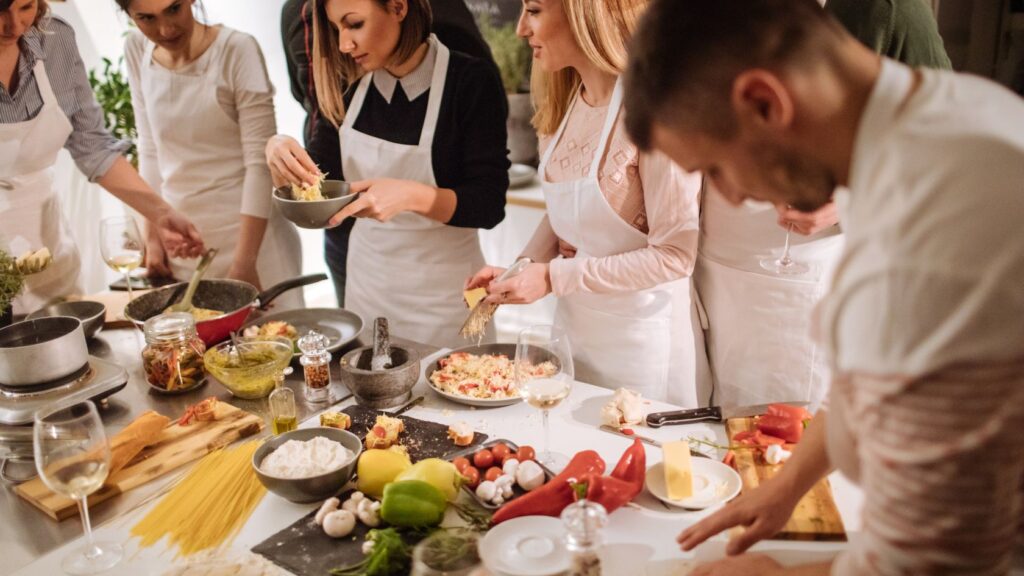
[624,0,845,149]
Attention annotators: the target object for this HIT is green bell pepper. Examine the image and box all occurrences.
[379,480,447,528]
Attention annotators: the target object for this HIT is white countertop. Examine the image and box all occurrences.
[13,349,863,576]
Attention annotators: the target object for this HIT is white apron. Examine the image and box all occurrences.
[542,80,707,405]
[0,61,79,314]
[695,189,844,410]
[341,36,489,348]
[137,33,302,306]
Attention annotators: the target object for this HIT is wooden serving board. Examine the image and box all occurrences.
[726,417,846,541]
[16,403,263,521]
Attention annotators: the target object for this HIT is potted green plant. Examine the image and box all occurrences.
[0,248,54,328]
[88,57,138,166]
[477,14,537,165]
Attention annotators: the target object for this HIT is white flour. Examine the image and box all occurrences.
[261,436,353,478]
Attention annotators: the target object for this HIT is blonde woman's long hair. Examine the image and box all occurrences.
[531,0,647,136]
[311,0,432,127]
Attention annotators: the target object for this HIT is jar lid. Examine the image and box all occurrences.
[143,312,197,343]
[297,330,329,354]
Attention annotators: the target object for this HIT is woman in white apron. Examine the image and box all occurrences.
[467,0,709,405]
[1,1,203,315]
[265,0,509,346]
[695,190,843,411]
[119,0,302,307]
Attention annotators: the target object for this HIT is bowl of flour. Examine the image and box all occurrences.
[252,427,362,503]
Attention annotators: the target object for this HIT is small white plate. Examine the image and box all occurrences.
[646,459,742,510]
[509,163,537,189]
[479,516,570,576]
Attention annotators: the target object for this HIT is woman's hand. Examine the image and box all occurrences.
[465,266,506,291]
[265,134,319,187]
[328,179,428,226]
[484,263,551,305]
[677,475,803,556]
[690,554,784,576]
[144,226,172,278]
[152,209,205,259]
[776,202,838,236]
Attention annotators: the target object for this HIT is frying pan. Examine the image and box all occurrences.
[123,274,327,345]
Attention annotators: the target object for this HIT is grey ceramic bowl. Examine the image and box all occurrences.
[252,427,363,503]
[340,345,420,409]
[273,180,357,229]
[26,301,106,340]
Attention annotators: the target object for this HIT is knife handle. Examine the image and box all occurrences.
[646,406,723,427]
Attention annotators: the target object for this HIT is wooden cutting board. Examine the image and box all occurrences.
[726,417,846,541]
[16,403,263,521]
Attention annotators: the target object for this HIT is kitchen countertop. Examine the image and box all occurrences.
[0,326,435,574]
[5,326,867,576]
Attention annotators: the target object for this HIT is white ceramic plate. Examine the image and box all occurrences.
[479,516,570,576]
[646,459,742,510]
[426,344,524,408]
[509,163,537,189]
[239,308,364,358]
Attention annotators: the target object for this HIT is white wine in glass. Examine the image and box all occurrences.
[34,401,123,575]
[99,216,146,301]
[516,324,573,471]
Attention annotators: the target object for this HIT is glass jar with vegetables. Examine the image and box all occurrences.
[142,313,206,393]
[298,330,332,403]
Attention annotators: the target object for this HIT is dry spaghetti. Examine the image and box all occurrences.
[131,441,266,557]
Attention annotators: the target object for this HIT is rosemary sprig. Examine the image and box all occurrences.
[450,501,492,533]
[687,436,757,453]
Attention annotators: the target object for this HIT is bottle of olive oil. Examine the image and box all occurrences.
[269,368,297,435]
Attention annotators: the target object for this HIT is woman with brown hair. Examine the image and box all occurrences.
[265,0,509,347]
[0,0,204,314]
[466,0,708,404]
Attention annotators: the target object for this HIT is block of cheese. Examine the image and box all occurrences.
[463,287,487,309]
[663,440,694,500]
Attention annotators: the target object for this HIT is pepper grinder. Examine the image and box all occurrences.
[298,330,332,403]
[371,317,392,371]
[269,367,296,435]
[561,499,609,576]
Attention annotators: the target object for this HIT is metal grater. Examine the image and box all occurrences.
[458,258,532,340]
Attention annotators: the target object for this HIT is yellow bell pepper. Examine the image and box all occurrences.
[356,447,412,499]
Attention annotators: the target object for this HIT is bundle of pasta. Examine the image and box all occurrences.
[108,410,171,477]
[290,172,327,201]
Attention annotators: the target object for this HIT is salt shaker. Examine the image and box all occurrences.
[298,330,332,403]
[561,499,609,576]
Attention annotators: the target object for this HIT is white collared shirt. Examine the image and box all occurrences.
[372,41,436,103]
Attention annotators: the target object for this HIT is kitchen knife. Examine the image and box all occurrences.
[598,425,710,458]
[645,401,809,428]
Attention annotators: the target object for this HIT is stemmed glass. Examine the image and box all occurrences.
[99,216,146,301]
[759,224,810,275]
[515,324,573,471]
[33,401,123,575]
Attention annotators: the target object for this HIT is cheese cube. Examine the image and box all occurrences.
[463,287,487,309]
[663,441,694,500]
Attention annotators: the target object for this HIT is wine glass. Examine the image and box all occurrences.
[516,324,573,470]
[33,401,123,575]
[759,224,810,275]
[411,528,482,576]
[99,216,146,301]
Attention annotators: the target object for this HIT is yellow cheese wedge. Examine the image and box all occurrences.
[663,441,694,500]
[463,287,487,309]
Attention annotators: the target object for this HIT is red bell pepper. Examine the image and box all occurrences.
[756,415,802,443]
[766,403,813,423]
[491,450,605,524]
[581,439,646,514]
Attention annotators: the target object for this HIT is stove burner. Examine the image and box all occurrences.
[0,364,95,400]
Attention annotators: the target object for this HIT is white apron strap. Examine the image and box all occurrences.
[32,60,59,105]
[588,78,624,180]
[418,35,449,148]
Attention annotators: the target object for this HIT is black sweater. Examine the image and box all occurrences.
[307,50,510,230]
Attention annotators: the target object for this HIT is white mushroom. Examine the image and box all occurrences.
[322,510,357,538]
[342,491,366,514]
[502,458,520,477]
[356,497,381,527]
[515,460,545,492]
[476,480,497,502]
[492,494,505,506]
[495,474,516,499]
[314,497,340,526]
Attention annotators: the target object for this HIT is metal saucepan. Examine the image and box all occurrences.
[123,274,328,345]
[0,316,88,386]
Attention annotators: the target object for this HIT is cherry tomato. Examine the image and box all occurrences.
[517,446,536,461]
[490,443,511,461]
[484,466,503,482]
[462,466,481,488]
[473,449,495,469]
[452,457,471,473]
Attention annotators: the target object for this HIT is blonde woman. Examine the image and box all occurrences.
[466,0,709,405]
[265,0,509,347]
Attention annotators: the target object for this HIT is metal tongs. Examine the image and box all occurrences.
[459,258,532,339]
